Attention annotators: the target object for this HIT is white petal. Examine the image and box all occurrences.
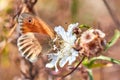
[59,56,69,67]
[46,54,58,68]
[69,35,76,44]
[68,50,78,65]
[68,56,76,65]
[54,26,67,41]
[46,54,59,72]
[46,63,55,68]
[71,49,78,56]
[67,23,79,36]
[55,63,59,72]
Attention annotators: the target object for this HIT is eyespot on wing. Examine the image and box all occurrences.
[17,12,55,38]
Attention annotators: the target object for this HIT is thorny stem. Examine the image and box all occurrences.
[0,0,38,54]
[8,0,38,39]
[103,0,120,29]
[20,60,34,80]
[28,62,34,80]
[0,24,18,55]
[23,0,38,14]
[61,56,86,79]
[0,1,22,55]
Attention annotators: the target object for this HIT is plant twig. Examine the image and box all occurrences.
[103,0,120,28]
[23,0,38,14]
[61,56,86,79]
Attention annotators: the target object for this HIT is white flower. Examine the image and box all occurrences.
[46,23,79,72]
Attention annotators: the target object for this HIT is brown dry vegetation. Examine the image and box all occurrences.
[0,0,120,80]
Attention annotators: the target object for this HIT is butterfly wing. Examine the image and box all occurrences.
[17,32,52,62]
[17,13,55,38]
[17,13,55,62]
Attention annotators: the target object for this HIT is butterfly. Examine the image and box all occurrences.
[17,13,55,62]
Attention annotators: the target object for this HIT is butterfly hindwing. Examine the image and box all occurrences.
[17,32,52,62]
[17,33,41,62]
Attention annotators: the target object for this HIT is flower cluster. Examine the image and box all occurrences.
[46,23,106,71]
[46,23,79,72]
[79,29,106,57]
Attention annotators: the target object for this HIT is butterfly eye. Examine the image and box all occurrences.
[27,17,33,23]
[28,19,32,22]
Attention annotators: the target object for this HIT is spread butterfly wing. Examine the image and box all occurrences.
[17,13,55,62]
[17,32,51,62]
[17,13,55,38]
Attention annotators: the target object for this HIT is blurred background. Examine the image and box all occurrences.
[0,0,120,80]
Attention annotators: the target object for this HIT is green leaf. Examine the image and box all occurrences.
[79,24,91,29]
[88,69,93,80]
[71,0,79,22]
[1,45,10,67]
[84,55,120,68]
[105,29,120,50]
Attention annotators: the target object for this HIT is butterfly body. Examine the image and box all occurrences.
[17,13,55,62]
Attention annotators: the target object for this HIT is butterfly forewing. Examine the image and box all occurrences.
[17,13,55,38]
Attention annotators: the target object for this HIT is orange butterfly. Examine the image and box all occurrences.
[17,13,55,62]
